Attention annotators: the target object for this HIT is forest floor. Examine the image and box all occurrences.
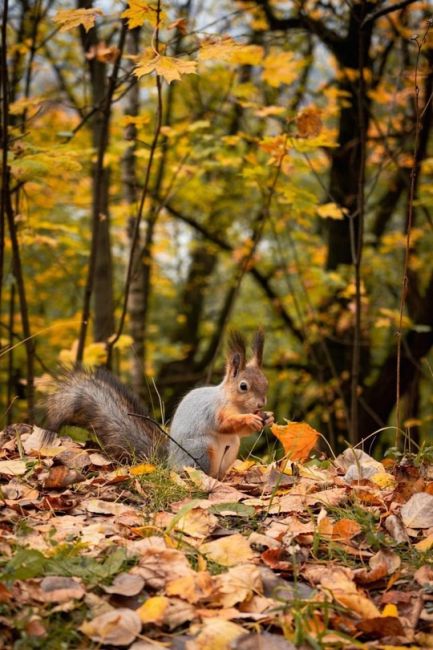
[0,424,433,649]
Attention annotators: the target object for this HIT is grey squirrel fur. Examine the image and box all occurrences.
[45,331,271,478]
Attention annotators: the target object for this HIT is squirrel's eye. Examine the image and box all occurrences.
[239,381,249,392]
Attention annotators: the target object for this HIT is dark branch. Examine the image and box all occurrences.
[361,0,420,28]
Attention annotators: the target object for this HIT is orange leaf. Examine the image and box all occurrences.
[271,421,319,461]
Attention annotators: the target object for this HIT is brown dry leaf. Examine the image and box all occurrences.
[84,499,137,516]
[307,487,347,508]
[319,568,381,618]
[166,572,215,604]
[39,577,85,603]
[187,618,245,650]
[414,565,433,586]
[172,507,218,539]
[271,421,319,461]
[214,564,262,608]
[296,106,322,138]
[135,547,193,589]
[357,615,405,638]
[103,573,145,597]
[85,42,120,63]
[384,514,410,543]
[332,518,362,541]
[355,549,401,585]
[200,533,255,566]
[401,492,433,528]
[80,608,141,646]
[0,460,28,476]
[44,465,83,488]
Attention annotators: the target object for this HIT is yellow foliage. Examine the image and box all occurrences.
[134,53,197,83]
[53,8,103,32]
[121,1,165,28]
[262,51,304,87]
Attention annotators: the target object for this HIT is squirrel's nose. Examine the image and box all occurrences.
[257,398,266,409]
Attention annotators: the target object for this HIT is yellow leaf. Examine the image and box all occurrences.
[262,51,303,88]
[317,202,348,220]
[382,603,399,618]
[199,36,263,65]
[271,421,319,461]
[130,463,156,476]
[200,533,255,566]
[370,472,396,489]
[134,53,197,84]
[53,8,103,33]
[136,596,168,624]
[121,0,165,28]
[414,533,433,552]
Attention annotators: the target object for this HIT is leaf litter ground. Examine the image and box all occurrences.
[0,424,433,649]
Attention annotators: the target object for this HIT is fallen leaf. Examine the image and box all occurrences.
[188,618,245,650]
[401,492,433,528]
[85,499,137,516]
[200,534,255,566]
[43,465,83,488]
[0,460,28,476]
[319,568,381,618]
[357,615,405,638]
[332,518,362,541]
[137,596,168,625]
[38,576,85,603]
[271,421,319,461]
[103,573,145,597]
[414,533,433,551]
[215,564,262,608]
[166,572,215,604]
[80,608,141,646]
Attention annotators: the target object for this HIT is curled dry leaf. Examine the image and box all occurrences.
[137,595,195,629]
[39,577,85,603]
[401,492,433,529]
[135,547,193,589]
[80,608,141,646]
[215,564,262,608]
[200,533,255,567]
[384,514,410,543]
[319,568,381,618]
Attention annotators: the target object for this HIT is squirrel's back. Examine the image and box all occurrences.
[46,368,163,461]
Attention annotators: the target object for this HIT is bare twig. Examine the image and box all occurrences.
[396,24,431,440]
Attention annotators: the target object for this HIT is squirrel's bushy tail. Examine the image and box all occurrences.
[46,368,164,462]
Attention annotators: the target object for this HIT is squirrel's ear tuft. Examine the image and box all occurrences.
[227,330,246,377]
[250,328,265,367]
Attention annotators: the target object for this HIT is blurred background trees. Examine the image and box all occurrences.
[1,0,433,452]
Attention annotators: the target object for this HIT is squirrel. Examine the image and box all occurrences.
[45,330,273,479]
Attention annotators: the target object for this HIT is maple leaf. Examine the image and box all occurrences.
[134,53,197,84]
[262,50,303,88]
[271,421,319,461]
[199,36,264,65]
[121,0,165,28]
[53,8,103,33]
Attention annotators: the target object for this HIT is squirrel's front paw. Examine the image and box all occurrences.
[244,413,265,431]
[262,411,274,427]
